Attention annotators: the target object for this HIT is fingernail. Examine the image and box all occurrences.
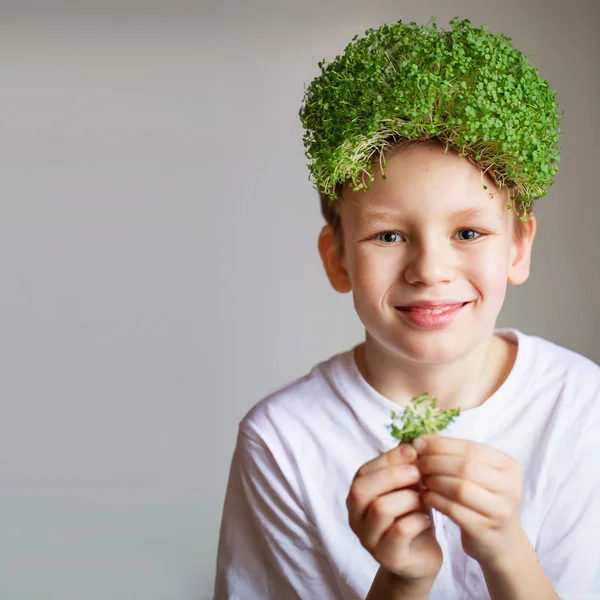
[400,444,416,459]
[413,438,427,452]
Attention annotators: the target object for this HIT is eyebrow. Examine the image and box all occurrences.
[360,206,504,222]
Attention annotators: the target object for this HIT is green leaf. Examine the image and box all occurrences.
[298,16,562,212]
[388,393,460,443]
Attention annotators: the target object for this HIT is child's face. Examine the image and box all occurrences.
[320,140,535,363]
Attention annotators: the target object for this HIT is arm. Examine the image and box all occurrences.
[479,528,560,600]
[366,567,434,600]
[524,410,600,599]
[213,428,341,600]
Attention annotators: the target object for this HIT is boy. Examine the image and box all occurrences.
[213,17,600,599]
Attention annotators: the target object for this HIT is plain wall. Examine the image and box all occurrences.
[0,1,598,598]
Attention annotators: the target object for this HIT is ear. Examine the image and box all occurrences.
[318,225,352,293]
[507,214,537,285]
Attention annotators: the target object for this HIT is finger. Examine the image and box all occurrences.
[422,502,436,531]
[414,480,436,528]
[422,475,512,519]
[413,436,511,470]
[355,443,418,478]
[422,490,492,531]
[418,455,505,493]
[376,511,433,559]
[347,463,421,526]
[360,488,422,551]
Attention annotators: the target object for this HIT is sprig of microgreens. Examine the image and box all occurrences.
[298,16,563,221]
[389,393,460,443]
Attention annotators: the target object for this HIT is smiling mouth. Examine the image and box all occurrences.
[396,302,469,315]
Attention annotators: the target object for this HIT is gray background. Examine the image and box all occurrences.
[0,1,598,598]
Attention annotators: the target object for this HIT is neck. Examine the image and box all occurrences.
[354,332,516,412]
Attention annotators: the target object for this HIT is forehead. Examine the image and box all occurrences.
[339,141,509,223]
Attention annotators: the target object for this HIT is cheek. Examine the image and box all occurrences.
[351,250,399,294]
[464,243,510,292]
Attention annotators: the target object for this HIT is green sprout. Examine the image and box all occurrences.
[389,393,460,443]
[298,16,563,221]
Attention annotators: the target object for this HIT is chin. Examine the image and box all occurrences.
[395,335,468,364]
[372,321,483,365]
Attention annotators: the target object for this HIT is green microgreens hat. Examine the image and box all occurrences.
[298,16,563,220]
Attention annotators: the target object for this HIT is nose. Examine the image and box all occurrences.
[403,236,456,286]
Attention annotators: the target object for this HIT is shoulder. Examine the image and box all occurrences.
[526,331,600,390]
[229,348,357,498]
[521,329,600,426]
[237,346,355,446]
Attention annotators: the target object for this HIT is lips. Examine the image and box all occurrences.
[397,303,466,315]
[397,300,468,310]
[395,301,470,329]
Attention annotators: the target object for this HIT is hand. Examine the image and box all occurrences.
[413,435,524,567]
[346,443,443,582]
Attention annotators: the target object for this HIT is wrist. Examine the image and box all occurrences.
[367,568,435,600]
[478,528,532,576]
[477,530,560,600]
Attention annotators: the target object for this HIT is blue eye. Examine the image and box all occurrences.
[371,229,484,244]
[456,229,482,241]
[376,231,404,244]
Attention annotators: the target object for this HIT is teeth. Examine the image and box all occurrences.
[410,305,454,314]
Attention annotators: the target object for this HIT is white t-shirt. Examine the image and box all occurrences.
[213,328,600,599]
